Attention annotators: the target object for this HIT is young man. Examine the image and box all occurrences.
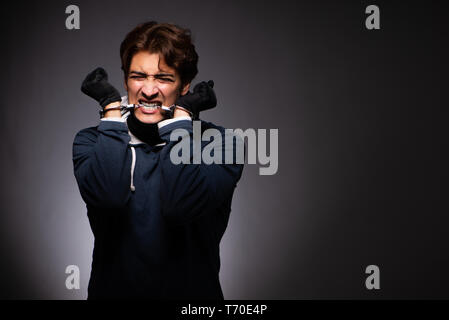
[73,21,244,299]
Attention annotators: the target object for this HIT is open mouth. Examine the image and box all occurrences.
[137,100,162,113]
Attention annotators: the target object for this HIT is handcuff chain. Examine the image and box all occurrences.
[99,104,193,119]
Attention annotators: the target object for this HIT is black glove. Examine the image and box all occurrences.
[175,80,217,120]
[81,67,122,108]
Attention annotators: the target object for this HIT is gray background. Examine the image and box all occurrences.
[0,0,448,299]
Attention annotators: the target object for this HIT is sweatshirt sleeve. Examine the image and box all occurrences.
[157,120,244,224]
[72,121,132,209]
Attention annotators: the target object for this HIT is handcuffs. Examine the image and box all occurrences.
[99,103,193,119]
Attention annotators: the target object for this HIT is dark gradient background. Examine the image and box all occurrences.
[0,0,448,299]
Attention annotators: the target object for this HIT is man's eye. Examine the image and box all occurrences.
[130,75,145,80]
[156,77,174,82]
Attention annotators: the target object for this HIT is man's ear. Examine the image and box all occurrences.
[181,82,190,96]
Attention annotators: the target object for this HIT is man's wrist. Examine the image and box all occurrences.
[173,106,192,118]
[102,101,122,118]
[104,101,121,109]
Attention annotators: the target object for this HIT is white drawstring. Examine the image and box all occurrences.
[130,146,136,192]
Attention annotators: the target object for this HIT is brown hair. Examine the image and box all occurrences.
[120,21,198,87]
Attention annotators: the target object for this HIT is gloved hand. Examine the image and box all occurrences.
[81,67,122,108]
[175,80,217,120]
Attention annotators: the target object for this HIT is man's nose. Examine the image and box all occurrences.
[141,81,160,97]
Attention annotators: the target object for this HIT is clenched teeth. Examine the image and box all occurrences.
[139,101,161,108]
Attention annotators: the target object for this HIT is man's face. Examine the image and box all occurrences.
[125,51,190,123]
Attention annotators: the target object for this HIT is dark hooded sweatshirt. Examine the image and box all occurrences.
[72,113,244,299]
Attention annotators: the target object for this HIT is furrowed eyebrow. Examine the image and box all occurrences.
[155,73,175,78]
[129,71,175,78]
[129,71,147,77]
